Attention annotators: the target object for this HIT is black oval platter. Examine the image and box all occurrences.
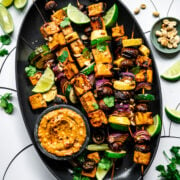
[15,0,162,179]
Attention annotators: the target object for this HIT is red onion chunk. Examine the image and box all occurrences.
[134,130,151,144]
[96,78,112,89]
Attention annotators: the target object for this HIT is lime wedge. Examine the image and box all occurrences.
[103,4,118,28]
[14,0,27,9]
[67,3,90,25]
[32,67,55,93]
[0,4,14,34]
[0,0,13,7]
[146,114,162,137]
[105,150,126,159]
[161,61,180,81]
[165,106,180,123]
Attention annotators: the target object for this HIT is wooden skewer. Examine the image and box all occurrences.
[77,0,81,7]
[111,160,115,180]
[141,165,144,176]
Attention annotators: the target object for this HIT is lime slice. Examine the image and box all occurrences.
[32,67,55,93]
[105,150,126,159]
[146,114,162,137]
[103,4,118,28]
[0,0,13,7]
[165,106,180,123]
[161,61,180,81]
[67,3,90,24]
[0,4,14,34]
[14,0,27,9]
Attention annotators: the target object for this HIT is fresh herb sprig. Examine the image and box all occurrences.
[103,96,115,108]
[156,146,180,180]
[0,35,11,57]
[25,65,37,77]
[60,17,70,28]
[97,41,107,52]
[82,48,90,59]
[58,50,69,63]
[0,93,14,114]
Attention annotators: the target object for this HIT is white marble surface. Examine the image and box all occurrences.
[0,0,179,180]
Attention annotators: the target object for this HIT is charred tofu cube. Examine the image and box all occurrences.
[70,39,85,55]
[91,16,105,30]
[92,46,112,64]
[29,72,42,86]
[51,9,67,25]
[65,32,79,44]
[136,55,152,68]
[135,70,146,82]
[56,47,74,64]
[94,63,113,78]
[71,74,92,96]
[64,62,79,80]
[134,151,151,165]
[139,45,150,57]
[40,22,60,38]
[135,112,154,125]
[48,32,66,51]
[62,25,73,36]
[80,91,98,113]
[87,152,100,163]
[29,93,47,110]
[147,69,153,83]
[76,54,91,68]
[112,25,125,38]
[88,110,108,127]
[88,2,104,17]
[91,30,107,41]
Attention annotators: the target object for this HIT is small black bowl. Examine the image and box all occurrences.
[34,104,90,161]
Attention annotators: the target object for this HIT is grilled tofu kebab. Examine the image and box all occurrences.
[26,1,156,179]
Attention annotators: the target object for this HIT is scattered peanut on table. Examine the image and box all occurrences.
[155,19,180,49]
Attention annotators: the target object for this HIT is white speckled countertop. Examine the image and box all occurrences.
[0,0,179,179]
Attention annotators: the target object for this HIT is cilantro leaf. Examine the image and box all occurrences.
[130,66,140,75]
[0,49,8,57]
[97,42,107,52]
[0,35,11,45]
[82,48,90,59]
[3,93,12,100]
[58,50,68,63]
[0,98,8,108]
[92,103,99,110]
[60,17,70,28]
[98,158,112,171]
[25,65,37,77]
[103,96,115,108]
[5,103,13,114]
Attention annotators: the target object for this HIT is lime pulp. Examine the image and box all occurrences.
[14,0,27,9]
[0,0,13,7]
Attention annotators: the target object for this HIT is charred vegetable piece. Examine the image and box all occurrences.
[135,112,154,125]
[54,94,68,104]
[135,144,150,153]
[108,133,129,146]
[65,84,72,98]
[108,115,130,125]
[112,25,125,38]
[29,72,42,86]
[29,93,47,110]
[51,9,67,25]
[99,99,112,111]
[45,1,57,11]
[120,59,134,68]
[135,94,155,101]
[88,2,105,17]
[122,38,143,47]
[135,103,148,112]
[92,129,105,144]
[136,55,152,68]
[135,82,152,91]
[105,150,126,159]
[121,48,139,59]
[40,22,60,38]
[71,74,92,96]
[81,63,95,75]
[91,30,108,42]
[114,90,133,100]
[91,16,105,30]
[82,159,96,172]
[63,62,79,80]
[139,44,150,56]
[135,69,153,83]
[97,86,113,98]
[87,152,100,164]
[113,80,136,90]
[133,130,151,144]
[88,110,108,127]
[86,144,109,151]
[94,63,113,78]
[81,167,97,178]
[133,151,151,165]
[42,85,57,102]
[65,32,79,44]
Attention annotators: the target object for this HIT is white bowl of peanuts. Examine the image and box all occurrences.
[150,17,180,54]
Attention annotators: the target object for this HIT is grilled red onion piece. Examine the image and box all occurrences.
[135,104,148,112]
[135,82,152,91]
[120,72,135,79]
[88,74,95,86]
[135,144,150,153]
[134,130,151,144]
[96,79,112,89]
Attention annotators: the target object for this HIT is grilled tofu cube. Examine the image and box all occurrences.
[87,152,100,163]
[62,25,73,36]
[91,16,105,30]
[70,39,85,55]
[91,30,108,41]
[94,63,113,78]
[29,93,47,110]
[56,47,74,64]
[135,112,154,125]
[80,91,98,113]
[135,69,153,83]
[76,54,91,68]
[112,25,125,38]
[51,9,67,25]
[88,2,104,17]
[64,62,79,80]
[29,72,42,86]
[134,151,151,165]
[122,38,143,47]
[81,167,96,178]
[65,32,79,44]
[88,110,108,127]
[136,55,152,68]
[48,32,66,51]
[71,74,92,96]
[92,46,112,64]
[147,69,153,83]
[139,45,150,57]
[40,22,60,38]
